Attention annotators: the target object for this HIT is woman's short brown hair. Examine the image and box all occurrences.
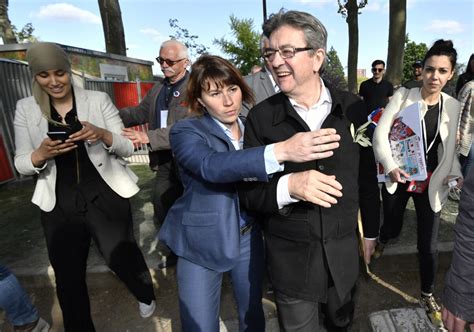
[186,55,255,115]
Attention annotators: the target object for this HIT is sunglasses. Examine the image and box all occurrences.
[156,57,186,66]
[372,68,384,73]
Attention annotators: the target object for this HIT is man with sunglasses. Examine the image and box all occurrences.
[359,59,394,115]
[120,39,190,269]
[240,10,380,331]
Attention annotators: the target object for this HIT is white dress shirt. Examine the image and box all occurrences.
[277,78,332,208]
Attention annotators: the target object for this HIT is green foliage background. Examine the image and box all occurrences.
[402,35,428,83]
[214,15,261,76]
[322,46,348,91]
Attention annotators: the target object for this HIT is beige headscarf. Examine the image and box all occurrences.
[26,42,72,124]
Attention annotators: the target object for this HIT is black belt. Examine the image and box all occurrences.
[240,223,254,235]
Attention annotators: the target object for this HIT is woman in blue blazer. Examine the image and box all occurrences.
[159,55,341,331]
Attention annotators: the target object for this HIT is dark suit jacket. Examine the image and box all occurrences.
[119,73,189,169]
[242,70,276,117]
[159,114,268,271]
[240,84,380,302]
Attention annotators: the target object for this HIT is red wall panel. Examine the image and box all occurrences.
[140,82,155,100]
[113,82,139,109]
[113,82,155,151]
[0,134,14,182]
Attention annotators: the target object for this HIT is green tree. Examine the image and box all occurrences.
[169,19,209,58]
[338,0,368,94]
[213,15,261,75]
[12,23,37,43]
[402,35,428,82]
[385,0,406,87]
[322,46,348,90]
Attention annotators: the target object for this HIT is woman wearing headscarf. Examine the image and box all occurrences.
[13,42,156,331]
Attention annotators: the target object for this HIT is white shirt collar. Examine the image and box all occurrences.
[288,78,333,131]
[289,78,332,110]
[266,71,280,93]
[211,116,244,150]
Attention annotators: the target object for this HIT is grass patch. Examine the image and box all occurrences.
[0,164,155,267]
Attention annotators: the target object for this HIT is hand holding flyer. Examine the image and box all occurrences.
[377,102,428,182]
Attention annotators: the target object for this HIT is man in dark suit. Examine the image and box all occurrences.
[119,39,190,269]
[242,35,279,116]
[240,10,380,331]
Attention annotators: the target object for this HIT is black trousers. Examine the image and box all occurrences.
[152,161,183,225]
[41,182,155,332]
[380,183,440,294]
[274,286,354,331]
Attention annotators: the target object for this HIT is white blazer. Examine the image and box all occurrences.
[373,87,462,212]
[14,86,139,212]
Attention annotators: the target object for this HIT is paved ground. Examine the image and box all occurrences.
[0,165,460,331]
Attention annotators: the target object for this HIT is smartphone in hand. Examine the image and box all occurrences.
[47,131,69,142]
[47,121,83,143]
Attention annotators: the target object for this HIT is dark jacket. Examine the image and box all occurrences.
[119,73,189,170]
[240,84,380,302]
[443,166,474,322]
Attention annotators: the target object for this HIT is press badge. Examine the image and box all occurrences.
[160,110,168,128]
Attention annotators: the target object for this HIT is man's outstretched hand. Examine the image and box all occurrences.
[274,128,340,163]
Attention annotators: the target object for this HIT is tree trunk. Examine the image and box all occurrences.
[385,0,406,87]
[0,0,18,44]
[346,0,359,94]
[98,0,126,55]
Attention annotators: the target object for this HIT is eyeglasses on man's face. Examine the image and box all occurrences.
[262,47,314,62]
[156,56,186,66]
[372,67,384,73]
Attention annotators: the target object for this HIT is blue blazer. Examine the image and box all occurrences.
[159,114,268,272]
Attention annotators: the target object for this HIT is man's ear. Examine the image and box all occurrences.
[313,48,326,73]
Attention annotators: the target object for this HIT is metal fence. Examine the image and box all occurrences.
[0,58,156,181]
[0,59,32,182]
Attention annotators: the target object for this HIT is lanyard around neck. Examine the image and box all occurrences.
[421,94,443,156]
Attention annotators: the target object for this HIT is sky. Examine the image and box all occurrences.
[8,0,474,76]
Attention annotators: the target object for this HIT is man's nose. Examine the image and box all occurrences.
[271,50,285,67]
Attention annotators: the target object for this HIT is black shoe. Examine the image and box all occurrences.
[157,253,178,269]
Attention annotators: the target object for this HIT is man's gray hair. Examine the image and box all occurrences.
[263,10,328,54]
[160,39,189,59]
[259,34,270,53]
